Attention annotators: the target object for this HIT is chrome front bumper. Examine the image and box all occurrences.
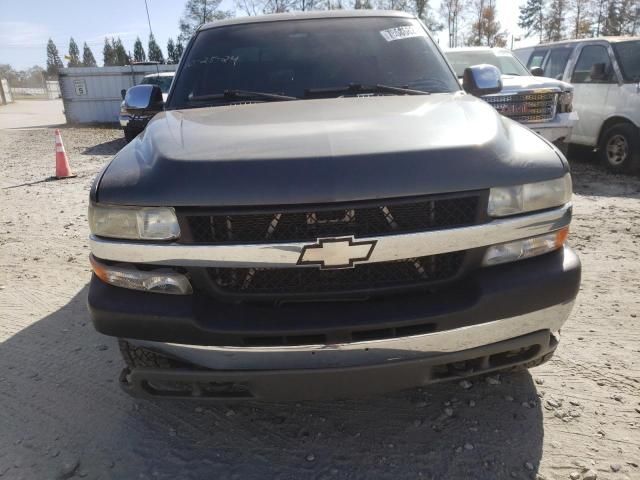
[90,204,572,268]
[130,301,574,371]
[529,111,579,143]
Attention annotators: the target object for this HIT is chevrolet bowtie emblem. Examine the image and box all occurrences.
[297,237,377,270]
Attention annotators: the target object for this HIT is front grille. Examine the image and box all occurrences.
[207,251,465,297]
[483,91,558,123]
[182,194,480,244]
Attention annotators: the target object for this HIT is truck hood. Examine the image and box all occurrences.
[499,75,573,93]
[96,93,567,207]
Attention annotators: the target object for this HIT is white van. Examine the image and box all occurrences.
[516,38,640,172]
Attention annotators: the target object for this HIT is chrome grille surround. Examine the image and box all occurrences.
[483,90,559,124]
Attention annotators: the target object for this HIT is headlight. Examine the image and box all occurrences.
[89,204,180,240]
[557,91,573,113]
[483,227,569,266]
[488,174,572,217]
[90,255,192,295]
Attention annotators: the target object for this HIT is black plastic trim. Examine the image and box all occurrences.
[88,246,581,346]
[119,330,557,401]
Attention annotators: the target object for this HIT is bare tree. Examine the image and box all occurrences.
[440,0,467,47]
[571,0,594,38]
[179,0,232,44]
[468,0,505,47]
[235,0,262,14]
[593,0,608,36]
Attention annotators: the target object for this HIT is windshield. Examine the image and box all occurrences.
[168,17,459,109]
[142,75,174,93]
[446,50,531,77]
[612,40,640,82]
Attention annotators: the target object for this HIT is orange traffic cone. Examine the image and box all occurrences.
[54,129,76,179]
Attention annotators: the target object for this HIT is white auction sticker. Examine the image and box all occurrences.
[380,26,425,42]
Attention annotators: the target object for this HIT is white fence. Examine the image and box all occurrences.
[58,65,177,124]
[9,82,60,100]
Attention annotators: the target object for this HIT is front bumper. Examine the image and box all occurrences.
[119,115,150,131]
[90,245,580,370]
[121,329,560,400]
[119,114,131,128]
[528,111,579,143]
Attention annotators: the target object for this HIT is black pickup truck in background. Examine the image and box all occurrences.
[88,11,580,401]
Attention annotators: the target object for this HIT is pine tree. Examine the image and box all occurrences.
[67,37,81,67]
[82,43,97,67]
[175,42,185,61]
[148,34,165,63]
[46,39,64,77]
[103,38,116,66]
[518,0,545,42]
[179,0,231,44]
[353,0,373,7]
[112,37,130,66]
[545,0,568,41]
[133,37,146,63]
[167,38,179,64]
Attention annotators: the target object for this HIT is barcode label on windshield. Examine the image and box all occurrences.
[380,26,425,42]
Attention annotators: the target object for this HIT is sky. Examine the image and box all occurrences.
[0,0,531,70]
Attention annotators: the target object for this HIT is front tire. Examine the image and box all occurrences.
[599,123,640,173]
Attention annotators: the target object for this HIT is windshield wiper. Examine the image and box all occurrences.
[189,90,298,102]
[304,84,430,98]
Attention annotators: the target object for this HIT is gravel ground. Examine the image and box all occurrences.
[0,126,639,480]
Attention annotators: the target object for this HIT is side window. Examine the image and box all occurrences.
[571,45,614,83]
[544,48,573,80]
[528,50,548,69]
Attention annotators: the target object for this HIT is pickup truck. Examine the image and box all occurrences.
[445,47,578,145]
[119,72,175,142]
[88,11,581,401]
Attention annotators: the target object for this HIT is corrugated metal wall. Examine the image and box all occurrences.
[58,65,177,124]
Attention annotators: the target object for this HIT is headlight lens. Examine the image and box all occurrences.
[488,174,572,217]
[558,91,573,113]
[89,204,180,240]
[90,255,192,295]
[483,227,569,266]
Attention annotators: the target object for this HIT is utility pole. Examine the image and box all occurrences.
[203,0,208,25]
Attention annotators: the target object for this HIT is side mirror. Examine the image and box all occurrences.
[530,66,545,77]
[462,64,503,97]
[124,84,164,113]
[120,89,127,100]
[590,63,607,81]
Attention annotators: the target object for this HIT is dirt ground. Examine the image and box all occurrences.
[0,124,639,480]
[0,100,66,130]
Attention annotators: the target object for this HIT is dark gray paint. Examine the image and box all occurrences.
[95,94,568,207]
